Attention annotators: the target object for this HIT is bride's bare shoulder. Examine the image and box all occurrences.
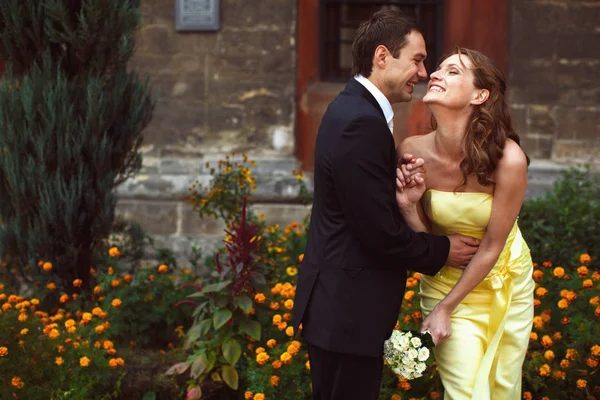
[399,132,435,157]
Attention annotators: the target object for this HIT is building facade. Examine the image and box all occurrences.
[118,0,598,255]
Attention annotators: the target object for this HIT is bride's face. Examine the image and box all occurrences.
[422,54,488,109]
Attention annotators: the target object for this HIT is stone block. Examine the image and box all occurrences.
[180,203,227,236]
[510,33,556,60]
[552,140,600,163]
[221,0,296,28]
[143,99,206,148]
[510,1,568,36]
[116,200,179,235]
[510,105,527,134]
[556,33,600,60]
[556,107,600,140]
[251,204,311,227]
[527,105,556,135]
[508,61,558,104]
[520,134,554,159]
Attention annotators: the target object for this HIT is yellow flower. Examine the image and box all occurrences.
[553,266,565,278]
[92,307,104,317]
[404,290,415,301]
[306,360,310,370]
[254,293,266,303]
[544,350,555,361]
[43,262,53,272]
[255,347,266,354]
[577,266,589,277]
[267,339,277,348]
[539,364,550,376]
[158,264,168,273]
[108,247,121,257]
[80,356,91,367]
[111,298,122,308]
[49,329,60,339]
[285,326,294,337]
[256,352,270,365]
[30,298,39,306]
[81,312,93,323]
[253,394,265,400]
[579,253,591,264]
[17,313,28,322]
[11,377,24,389]
[287,344,299,356]
[280,352,292,364]
[55,357,64,366]
[0,347,8,356]
[95,325,106,334]
[286,266,298,276]
[284,299,294,310]
[576,379,587,389]
[269,375,280,386]
[73,279,82,287]
[20,328,28,335]
[557,299,568,309]
[583,279,593,289]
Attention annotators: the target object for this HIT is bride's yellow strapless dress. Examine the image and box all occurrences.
[419,189,534,400]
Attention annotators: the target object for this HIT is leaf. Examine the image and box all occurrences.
[221,365,239,390]
[249,272,266,285]
[197,280,232,295]
[164,362,190,376]
[142,393,157,400]
[233,295,252,313]
[198,318,213,336]
[222,339,242,366]
[239,319,261,341]
[184,323,204,349]
[190,354,208,379]
[215,294,228,308]
[211,371,222,382]
[213,309,232,330]
[186,386,202,400]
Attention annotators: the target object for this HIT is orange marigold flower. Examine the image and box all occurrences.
[539,364,551,376]
[253,394,265,400]
[158,264,168,273]
[81,312,93,323]
[79,356,91,367]
[566,349,579,360]
[298,254,304,263]
[266,339,277,348]
[20,328,28,335]
[535,287,548,298]
[272,314,282,325]
[288,344,299,356]
[18,313,27,322]
[583,279,593,289]
[523,392,533,400]
[269,302,279,310]
[103,340,114,350]
[587,357,599,368]
[59,294,69,303]
[391,395,401,400]
[404,290,415,301]
[557,299,569,309]
[306,360,311,370]
[553,332,562,341]
[111,298,122,308]
[580,253,591,264]
[111,279,120,288]
[542,261,552,267]
[284,299,294,310]
[544,350,555,361]
[254,293,266,303]
[590,296,600,306]
[256,352,269,365]
[280,352,292,364]
[541,335,553,348]
[108,247,121,257]
[270,375,280,386]
[533,299,540,308]
[93,286,102,295]
[553,370,566,380]
[561,316,571,324]
[43,262,53,272]
[49,329,60,339]
[406,277,418,287]
[73,279,82,287]
[285,326,294,337]
[286,266,298,276]
[124,274,133,283]
[55,356,64,366]
[541,310,552,322]
[560,359,571,369]
[578,266,589,277]
[0,347,8,357]
[95,325,105,334]
[533,316,544,329]
[532,270,544,281]
[530,332,538,341]
[591,345,600,357]
[553,267,565,278]
[593,271,600,281]
[272,360,282,369]
[577,379,587,389]
[11,377,24,389]
[596,306,600,317]
[244,392,253,400]
[255,347,266,354]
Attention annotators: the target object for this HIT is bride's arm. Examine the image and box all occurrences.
[422,141,528,344]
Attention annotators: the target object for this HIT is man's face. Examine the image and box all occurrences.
[382,31,428,104]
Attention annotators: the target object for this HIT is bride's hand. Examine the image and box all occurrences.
[421,305,452,346]
[396,168,426,209]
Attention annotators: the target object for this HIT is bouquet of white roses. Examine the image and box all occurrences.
[383,330,434,380]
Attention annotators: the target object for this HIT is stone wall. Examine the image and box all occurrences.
[116,0,302,258]
[508,0,600,162]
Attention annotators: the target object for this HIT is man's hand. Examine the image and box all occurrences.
[445,234,480,268]
[397,153,426,189]
[396,168,426,209]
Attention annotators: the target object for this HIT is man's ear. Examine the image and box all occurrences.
[373,45,390,69]
[471,89,489,105]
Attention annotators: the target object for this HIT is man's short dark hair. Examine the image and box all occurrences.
[351,9,422,77]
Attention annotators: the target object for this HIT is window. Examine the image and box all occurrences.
[320,0,444,81]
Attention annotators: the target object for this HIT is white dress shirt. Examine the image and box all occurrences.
[354,74,394,134]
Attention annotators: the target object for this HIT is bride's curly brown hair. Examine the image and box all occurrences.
[431,47,529,188]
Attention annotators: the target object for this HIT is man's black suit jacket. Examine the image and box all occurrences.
[293,78,450,358]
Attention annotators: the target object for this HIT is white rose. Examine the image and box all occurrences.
[410,337,422,348]
[418,347,430,361]
[408,348,419,359]
[416,362,427,373]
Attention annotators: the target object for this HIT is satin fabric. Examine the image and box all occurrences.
[419,189,534,400]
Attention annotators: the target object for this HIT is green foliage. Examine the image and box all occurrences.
[0,0,154,290]
[519,166,600,267]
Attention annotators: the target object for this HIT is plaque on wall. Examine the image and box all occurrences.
[175,0,220,31]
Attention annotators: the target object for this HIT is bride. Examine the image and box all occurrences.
[396,47,535,399]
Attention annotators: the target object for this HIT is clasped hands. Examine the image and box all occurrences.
[395,153,427,209]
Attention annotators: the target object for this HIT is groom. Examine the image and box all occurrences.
[293,9,480,399]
